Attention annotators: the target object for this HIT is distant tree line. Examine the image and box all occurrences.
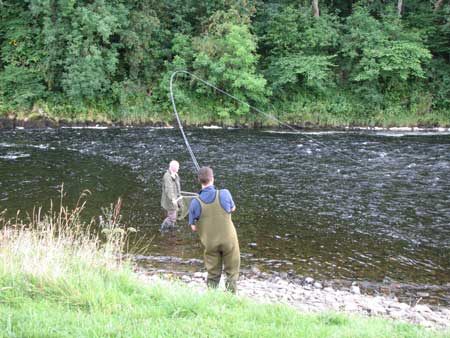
[0,0,449,125]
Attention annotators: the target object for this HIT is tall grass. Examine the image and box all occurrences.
[0,194,447,337]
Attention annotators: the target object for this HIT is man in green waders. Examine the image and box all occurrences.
[188,166,240,293]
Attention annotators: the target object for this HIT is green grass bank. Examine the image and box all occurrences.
[0,203,448,337]
[1,97,449,129]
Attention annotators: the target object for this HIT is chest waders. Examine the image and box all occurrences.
[197,190,240,293]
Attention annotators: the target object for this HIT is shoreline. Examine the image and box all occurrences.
[1,115,450,132]
[136,268,450,330]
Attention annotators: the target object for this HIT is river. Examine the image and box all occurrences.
[1,127,449,305]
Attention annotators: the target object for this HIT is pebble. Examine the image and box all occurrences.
[250,266,261,275]
[351,285,361,294]
[181,275,191,282]
[389,302,410,311]
[193,272,206,279]
[305,277,314,284]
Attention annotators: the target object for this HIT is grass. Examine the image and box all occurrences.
[2,96,449,128]
[0,196,448,337]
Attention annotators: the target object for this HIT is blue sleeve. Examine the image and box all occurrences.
[189,199,202,225]
[219,189,235,213]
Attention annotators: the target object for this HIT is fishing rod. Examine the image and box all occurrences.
[170,71,200,171]
[169,70,364,170]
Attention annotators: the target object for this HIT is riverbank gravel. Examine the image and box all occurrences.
[136,269,450,330]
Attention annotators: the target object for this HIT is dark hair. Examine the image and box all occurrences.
[198,166,213,185]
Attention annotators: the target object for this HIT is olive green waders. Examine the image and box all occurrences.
[196,190,240,293]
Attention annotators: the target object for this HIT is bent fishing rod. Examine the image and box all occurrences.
[169,70,364,171]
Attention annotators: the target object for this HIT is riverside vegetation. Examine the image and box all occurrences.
[0,1,449,127]
[0,194,449,337]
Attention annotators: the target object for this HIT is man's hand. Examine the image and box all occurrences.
[190,224,197,232]
[172,198,177,207]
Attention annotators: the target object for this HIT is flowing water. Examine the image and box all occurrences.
[1,127,449,305]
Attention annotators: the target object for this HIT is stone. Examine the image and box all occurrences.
[305,277,314,284]
[193,272,206,279]
[314,282,323,289]
[365,299,387,315]
[389,310,405,319]
[417,292,430,298]
[441,308,450,318]
[414,304,432,314]
[344,302,360,312]
[351,285,361,294]
[389,302,410,311]
[250,266,261,275]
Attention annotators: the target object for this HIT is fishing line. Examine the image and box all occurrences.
[169,70,364,169]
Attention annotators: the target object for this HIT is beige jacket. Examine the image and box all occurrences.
[161,170,181,211]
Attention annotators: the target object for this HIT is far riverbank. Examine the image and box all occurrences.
[1,114,450,131]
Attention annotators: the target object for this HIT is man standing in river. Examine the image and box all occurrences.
[189,166,240,293]
[160,160,181,230]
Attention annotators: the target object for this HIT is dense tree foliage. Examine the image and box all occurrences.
[0,0,449,125]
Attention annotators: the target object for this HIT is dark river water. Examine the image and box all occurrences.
[1,127,449,305]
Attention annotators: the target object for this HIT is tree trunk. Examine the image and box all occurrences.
[434,0,444,11]
[398,0,403,16]
[312,0,320,17]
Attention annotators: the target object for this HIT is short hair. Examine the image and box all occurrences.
[198,166,213,185]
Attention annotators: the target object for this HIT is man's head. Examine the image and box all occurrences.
[198,166,214,186]
[169,160,179,174]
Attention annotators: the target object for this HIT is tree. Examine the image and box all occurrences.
[0,1,46,107]
[189,9,267,119]
[163,8,267,120]
[398,0,403,16]
[259,4,340,96]
[341,6,432,107]
[312,0,320,17]
[434,0,445,11]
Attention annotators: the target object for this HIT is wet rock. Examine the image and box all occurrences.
[248,242,257,248]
